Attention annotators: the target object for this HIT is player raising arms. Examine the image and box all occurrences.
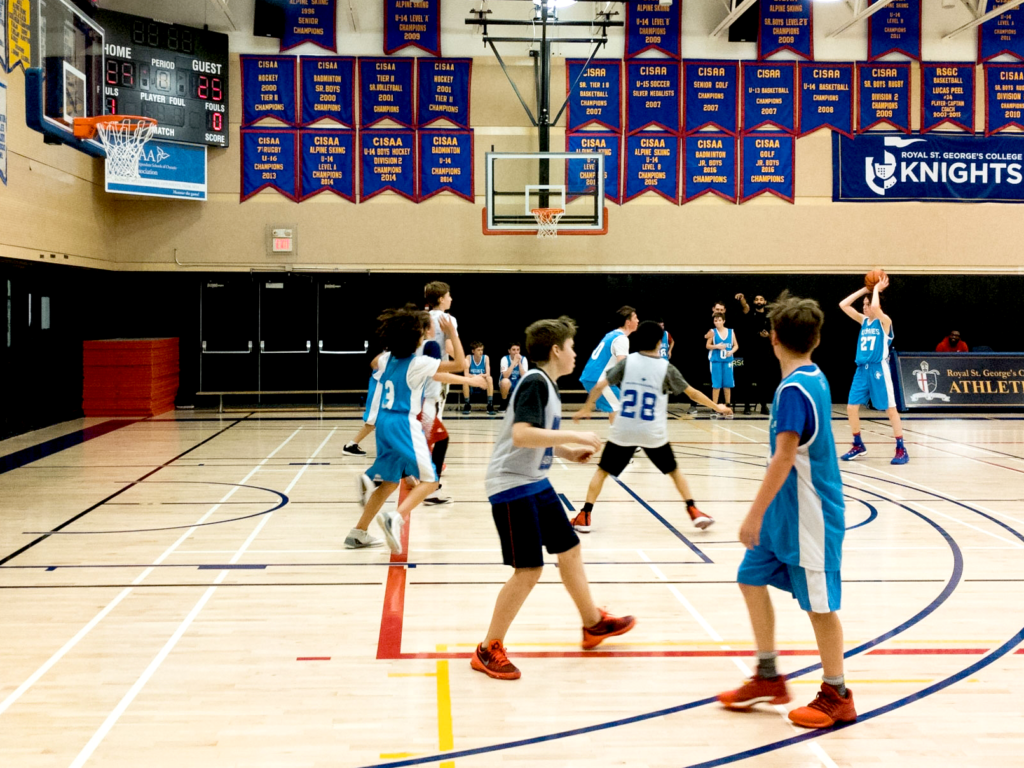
[579,306,639,424]
[838,273,908,465]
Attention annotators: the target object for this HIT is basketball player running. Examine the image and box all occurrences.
[579,306,639,424]
[423,281,457,503]
[463,341,496,414]
[571,321,728,533]
[499,343,528,409]
[706,313,739,418]
[342,351,389,456]
[838,275,908,464]
[718,292,856,729]
[472,316,636,680]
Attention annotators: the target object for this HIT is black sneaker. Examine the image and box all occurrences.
[343,442,366,456]
[487,405,497,415]
[463,402,472,414]
[743,405,752,415]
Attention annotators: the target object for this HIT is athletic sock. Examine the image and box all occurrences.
[895,436,904,449]
[756,651,779,679]
[431,437,449,479]
[487,396,493,407]
[823,674,847,697]
[685,498,695,508]
[582,502,594,513]
[852,432,864,446]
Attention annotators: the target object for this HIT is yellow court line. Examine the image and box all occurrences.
[436,644,455,768]
[380,753,422,759]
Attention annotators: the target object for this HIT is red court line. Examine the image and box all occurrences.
[376,483,412,660]
[390,648,996,660]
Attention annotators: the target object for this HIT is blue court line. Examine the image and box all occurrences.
[613,478,714,564]
[845,500,879,531]
[557,493,575,512]
[0,419,139,476]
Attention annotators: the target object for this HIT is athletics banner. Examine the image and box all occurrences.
[624,132,679,203]
[798,63,854,137]
[922,63,974,134]
[360,129,416,202]
[868,0,921,61]
[759,0,812,61]
[683,133,737,203]
[299,129,354,201]
[979,0,1024,62]
[566,59,621,132]
[625,0,681,59]
[418,59,471,128]
[385,0,441,57]
[627,60,680,134]
[241,129,298,201]
[360,58,414,128]
[858,62,911,133]
[301,57,354,127]
[741,134,794,202]
[684,61,739,135]
[985,64,1024,135]
[567,132,622,204]
[281,0,337,52]
[832,132,1024,202]
[894,352,1024,409]
[742,62,796,134]
[418,129,473,202]
[241,56,298,127]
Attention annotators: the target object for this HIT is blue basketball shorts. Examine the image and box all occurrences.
[737,544,841,614]
[710,359,735,389]
[848,362,896,410]
[366,412,438,484]
[580,378,621,413]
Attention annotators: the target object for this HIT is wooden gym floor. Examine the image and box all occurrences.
[2,407,1023,768]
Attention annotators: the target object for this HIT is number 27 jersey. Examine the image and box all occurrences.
[855,317,892,365]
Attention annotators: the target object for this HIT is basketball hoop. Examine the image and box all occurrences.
[531,207,564,239]
[73,115,158,180]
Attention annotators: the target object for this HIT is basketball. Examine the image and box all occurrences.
[865,269,887,290]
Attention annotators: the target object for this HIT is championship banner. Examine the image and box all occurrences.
[360,129,416,202]
[684,61,739,136]
[301,57,354,127]
[566,59,621,133]
[798,63,854,137]
[299,129,354,201]
[360,57,414,128]
[832,132,1024,202]
[0,1,7,73]
[683,133,737,203]
[742,62,796,134]
[979,0,1024,63]
[625,0,681,59]
[985,63,1024,135]
[281,0,337,52]
[566,131,621,204]
[626,60,680,134]
[0,82,7,186]
[868,0,921,61]
[241,55,298,127]
[922,63,975,134]
[241,129,298,201]
[741,134,794,203]
[8,0,30,72]
[418,129,473,202]
[759,0,812,61]
[623,132,678,203]
[417,58,471,129]
[894,352,1024,409]
[385,0,441,57]
[858,62,911,133]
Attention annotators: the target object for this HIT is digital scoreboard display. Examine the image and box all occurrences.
[95,10,229,147]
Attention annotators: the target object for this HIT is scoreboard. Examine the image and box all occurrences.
[95,10,229,147]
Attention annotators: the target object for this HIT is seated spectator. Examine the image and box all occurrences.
[936,330,968,353]
[499,343,529,409]
[463,341,495,415]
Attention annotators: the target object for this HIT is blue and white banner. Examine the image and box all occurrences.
[566,59,621,133]
[858,62,911,133]
[985,63,1024,135]
[241,129,298,201]
[0,82,7,186]
[742,62,796,134]
[624,132,678,203]
[299,129,354,201]
[360,129,416,202]
[684,61,739,135]
[741,134,794,202]
[627,60,680,134]
[281,0,337,52]
[683,133,736,203]
[979,0,1024,63]
[759,0,813,61]
[418,58,471,129]
[418,129,473,202]
[833,132,1024,202]
[106,139,207,200]
[301,57,354,127]
[798,63,854,137]
[625,0,681,59]
[567,132,621,204]
[241,56,298,127]
[868,0,921,61]
[385,0,441,57]
[922,63,975,134]
[360,58,414,129]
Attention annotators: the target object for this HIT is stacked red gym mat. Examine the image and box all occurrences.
[83,338,180,417]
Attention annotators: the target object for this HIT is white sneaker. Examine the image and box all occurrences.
[344,527,383,549]
[376,510,404,554]
[357,473,375,507]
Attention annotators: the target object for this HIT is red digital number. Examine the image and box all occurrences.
[198,75,209,100]
[121,62,135,87]
[212,78,223,102]
[106,59,119,86]
[211,111,223,131]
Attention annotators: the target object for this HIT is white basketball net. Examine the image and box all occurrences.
[531,208,564,239]
[96,118,157,181]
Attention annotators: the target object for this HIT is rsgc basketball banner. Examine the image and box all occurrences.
[567,132,621,204]
[985,64,1024,135]
[385,0,441,57]
[299,129,354,201]
[759,0,812,61]
[418,59,470,129]
[301,57,354,127]
[418,129,472,202]
[627,61,679,134]
[625,0,681,59]
[684,61,739,135]
[922,64,974,134]
[798,63,854,137]
[624,132,678,203]
[894,353,1024,409]
[360,129,415,201]
[742,62,796,134]
[832,133,1024,202]
[360,58,414,128]
[979,0,1024,62]
[241,129,298,201]
[567,60,621,133]
[241,56,298,127]
[858,63,911,133]
[281,0,337,52]
[683,133,737,203]
[741,134,794,202]
[868,0,921,61]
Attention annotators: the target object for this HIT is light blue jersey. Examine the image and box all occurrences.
[367,354,440,484]
[659,330,671,359]
[363,352,391,425]
[707,328,733,361]
[469,354,487,376]
[854,317,892,365]
[581,329,625,382]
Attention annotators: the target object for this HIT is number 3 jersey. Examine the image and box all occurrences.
[605,353,690,449]
[855,317,893,365]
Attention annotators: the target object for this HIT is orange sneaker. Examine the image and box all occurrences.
[688,505,715,530]
[788,683,856,728]
[717,674,791,709]
[470,640,521,680]
[572,509,591,533]
[582,609,636,649]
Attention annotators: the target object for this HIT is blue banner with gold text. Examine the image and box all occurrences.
[858,62,910,133]
[986,63,1024,135]
[281,0,337,52]
[418,129,473,201]
[299,129,354,201]
[683,133,737,203]
[684,61,738,135]
[979,0,1024,62]
[741,134,794,202]
[625,1,681,59]
[385,0,441,57]
[241,129,298,201]
[742,62,796,134]
[759,0,812,61]
[624,132,678,203]
[417,58,470,128]
[627,60,679,134]
[241,55,298,127]
[567,59,621,133]
[567,132,622,204]
[301,57,354,127]
[798,63,854,137]
[360,129,416,201]
[922,63,974,134]
[868,0,921,61]
[360,57,414,128]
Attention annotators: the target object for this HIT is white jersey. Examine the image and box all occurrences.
[609,353,671,449]
[424,309,457,401]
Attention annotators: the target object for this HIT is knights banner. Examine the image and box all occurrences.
[684,61,739,135]
[922,63,974,134]
[241,129,299,201]
[299,129,354,201]
[627,60,680,134]
[683,133,737,203]
[858,63,911,133]
[742,62,796,134]
[385,0,441,57]
[625,0,681,60]
[741,134,794,203]
[241,56,298,126]
[624,132,679,203]
[798,63,854,137]
[868,0,921,61]
[360,57,414,129]
[759,0,813,61]
[417,58,471,128]
[281,0,337,53]
[301,57,354,127]
[986,64,1024,136]
[567,132,622,204]
[979,0,1024,63]
[360,129,416,202]
[566,59,621,133]
[8,0,31,72]
[418,129,473,202]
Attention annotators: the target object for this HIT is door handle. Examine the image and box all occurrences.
[202,340,252,354]
[318,340,369,355]
[260,340,312,354]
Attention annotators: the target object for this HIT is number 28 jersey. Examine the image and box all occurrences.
[607,353,688,449]
[855,317,892,365]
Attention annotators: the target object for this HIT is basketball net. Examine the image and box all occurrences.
[95,117,158,181]
[531,207,564,239]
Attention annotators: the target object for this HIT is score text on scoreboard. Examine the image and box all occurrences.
[95,10,230,148]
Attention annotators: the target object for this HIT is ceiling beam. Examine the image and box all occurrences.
[828,0,899,38]
[945,0,1024,38]
[710,0,758,38]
